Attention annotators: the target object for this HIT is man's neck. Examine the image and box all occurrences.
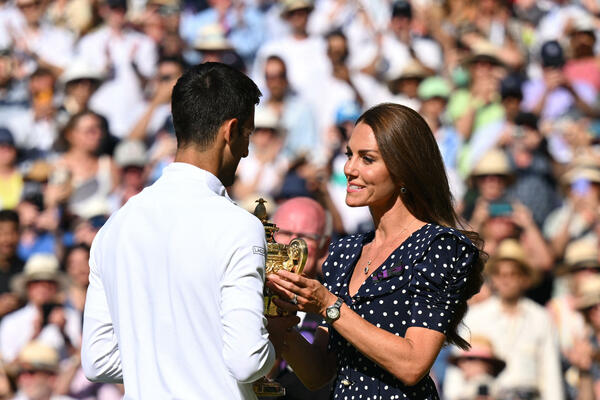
[174,145,222,180]
[499,296,522,314]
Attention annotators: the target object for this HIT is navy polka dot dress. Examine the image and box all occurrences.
[321,223,477,400]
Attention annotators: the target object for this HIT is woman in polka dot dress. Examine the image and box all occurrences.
[267,103,486,400]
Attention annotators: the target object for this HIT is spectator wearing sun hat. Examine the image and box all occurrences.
[444,335,507,400]
[543,162,600,259]
[463,239,564,400]
[418,76,464,200]
[573,275,600,399]
[0,254,81,364]
[108,139,149,213]
[12,340,76,400]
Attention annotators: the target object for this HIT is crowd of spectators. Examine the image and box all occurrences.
[0,0,598,398]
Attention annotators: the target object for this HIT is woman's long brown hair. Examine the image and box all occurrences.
[357,103,486,350]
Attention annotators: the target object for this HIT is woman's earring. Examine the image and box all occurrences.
[400,187,407,193]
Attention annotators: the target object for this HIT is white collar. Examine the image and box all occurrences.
[161,162,233,202]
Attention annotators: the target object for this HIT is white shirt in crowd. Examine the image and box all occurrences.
[77,26,157,138]
[0,303,81,363]
[81,162,275,400]
[461,296,565,400]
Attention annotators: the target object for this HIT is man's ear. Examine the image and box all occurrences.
[222,118,239,145]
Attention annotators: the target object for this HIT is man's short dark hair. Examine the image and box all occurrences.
[0,209,19,227]
[171,62,261,149]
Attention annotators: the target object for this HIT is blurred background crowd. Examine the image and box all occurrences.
[0,0,599,398]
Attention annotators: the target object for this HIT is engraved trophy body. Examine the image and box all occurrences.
[252,199,308,397]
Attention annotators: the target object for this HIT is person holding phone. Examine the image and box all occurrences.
[266,103,486,399]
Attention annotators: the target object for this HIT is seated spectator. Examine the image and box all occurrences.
[463,239,564,400]
[252,0,329,106]
[61,244,90,314]
[128,56,184,146]
[0,209,24,318]
[258,55,319,163]
[77,0,158,139]
[384,60,430,112]
[548,238,598,397]
[447,44,506,141]
[506,112,561,227]
[179,0,264,66]
[56,59,104,129]
[15,193,57,261]
[108,140,148,213]
[443,335,507,400]
[573,275,600,399]
[544,163,600,260]
[418,76,464,199]
[0,49,29,124]
[270,196,331,400]
[232,107,287,202]
[1,254,80,364]
[564,16,600,92]
[11,340,76,400]
[522,40,597,121]
[463,148,515,225]
[5,68,59,160]
[0,127,23,209]
[54,111,118,220]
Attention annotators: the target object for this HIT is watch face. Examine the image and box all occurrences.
[327,307,339,320]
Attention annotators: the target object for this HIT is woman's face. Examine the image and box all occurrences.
[476,174,508,201]
[69,114,103,153]
[344,123,397,208]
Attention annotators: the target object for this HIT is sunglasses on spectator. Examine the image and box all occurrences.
[265,73,286,81]
[476,174,507,181]
[158,74,177,82]
[274,229,324,244]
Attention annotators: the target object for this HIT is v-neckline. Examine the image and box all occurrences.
[346,223,430,298]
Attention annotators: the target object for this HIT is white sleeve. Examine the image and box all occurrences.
[538,314,565,400]
[220,217,276,383]
[81,248,123,383]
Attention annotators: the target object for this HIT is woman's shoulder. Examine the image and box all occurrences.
[417,223,477,251]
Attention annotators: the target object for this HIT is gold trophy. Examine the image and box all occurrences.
[252,198,308,397]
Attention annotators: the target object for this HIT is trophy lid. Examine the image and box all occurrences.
[253,198,269,222]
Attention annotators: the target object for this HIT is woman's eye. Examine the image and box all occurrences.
[363,156,374,164]
[344,151,352,159]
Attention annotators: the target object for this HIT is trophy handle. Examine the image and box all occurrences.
[288,238,308,276]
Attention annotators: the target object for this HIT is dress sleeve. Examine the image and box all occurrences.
[407,233,477,335]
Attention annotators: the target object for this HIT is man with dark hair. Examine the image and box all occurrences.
[0,209,23,318]
[82,62,278,399]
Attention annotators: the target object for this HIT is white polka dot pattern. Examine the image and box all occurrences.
[321,224,477,400]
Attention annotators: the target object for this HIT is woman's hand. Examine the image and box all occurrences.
[266,270,337,317]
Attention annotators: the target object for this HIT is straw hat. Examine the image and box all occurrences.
[17,341,59,373]
[561,238,600,273]
[193,24,233,51]
[464,42,504,67]
[448,335,506,377]
[575,275,600,311]
[486,239,535,278]
[10,254,68,298]
[386,59,430,83]
[561,166,600,185]
[470,149,513,178]
[280,0,314,16]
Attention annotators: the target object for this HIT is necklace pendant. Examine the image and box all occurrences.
[364,266,369,274]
